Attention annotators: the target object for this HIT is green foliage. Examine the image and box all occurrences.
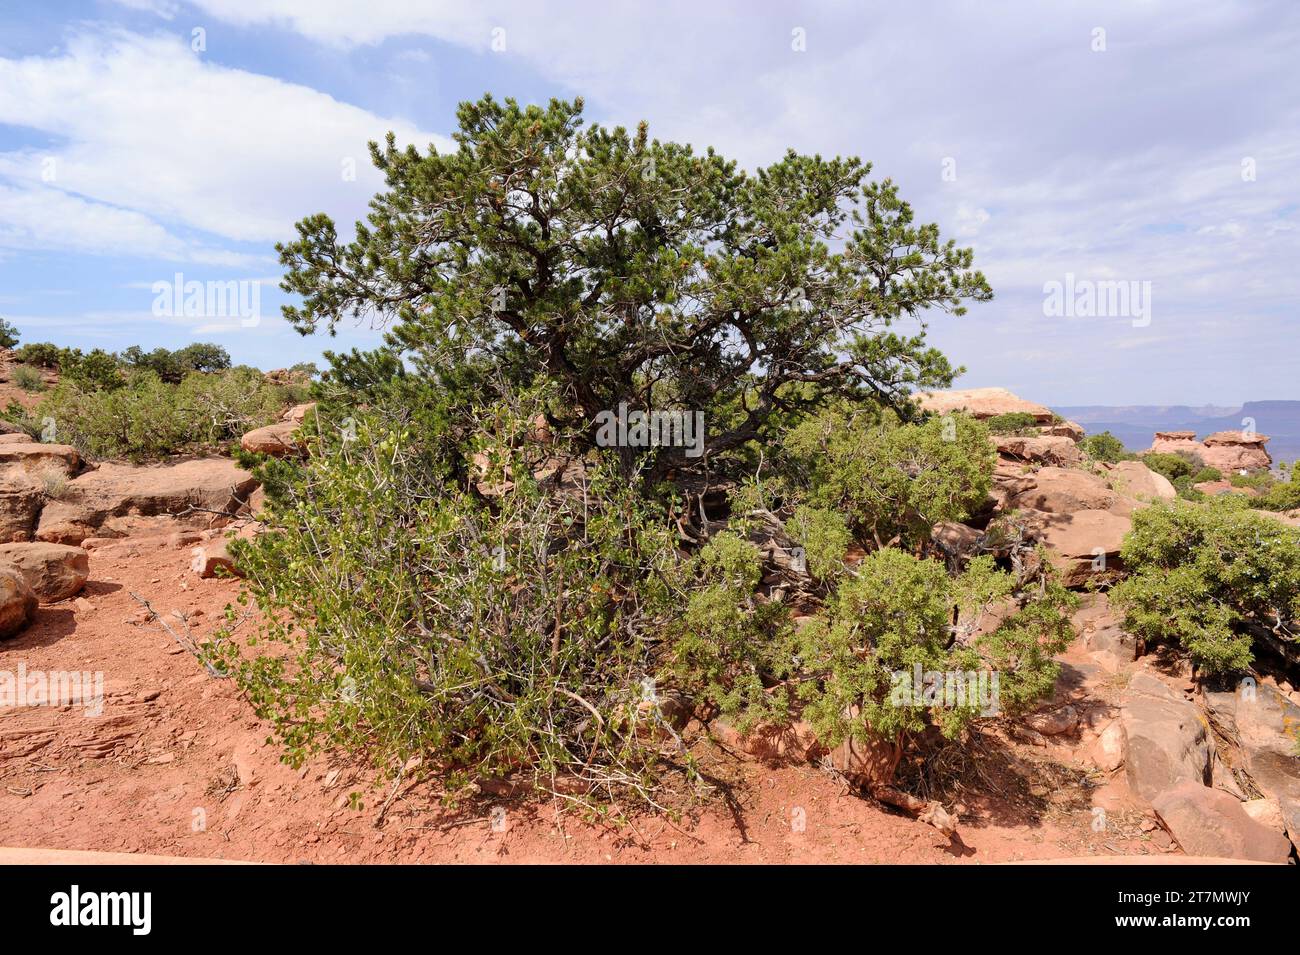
[788,505,852,580]
[61,348,124,392]
[12,342,67,369]
[1254,463,1300,512]
[781,407,995,549]
[122,342,232,383]
[11,364,43,392]
[984,411,1040,435]
[664,532,793,733]
[225,93,1045,804]
[1142,452,1194,482]
[277,93,990,483]
[788,551,1074,745]
[1171,474,1206,501]
[1112,499,1300,673]
[0,318,18,350]
[213,402,689,796]
[1229,470,1273,491]
[35,366,290,461]
[1080,431,1130,463]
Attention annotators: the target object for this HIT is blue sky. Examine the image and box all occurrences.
[1,0,1297,405]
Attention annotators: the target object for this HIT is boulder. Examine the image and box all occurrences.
[827,730,903,791]
[1024,508,1130,587]
[0,542,88,602]
[1088,720,1126,772]
[0,442,82,479]
[1147,429,1272,475]
[1024,704,1079,736]
[282,402,317,425]
[0,564,38,639]
[1242,798,1288,834]
[0,433,33,445]
[1102,460,1176,503]
[988,459,1037,511]
[915,387,1054,423]
[1071,592,1140,663]
[722,719,823,764]
[993,434,1082,468]
[1042,420,1085,442]
[240,420,304,457]
[34,458,258,546]
[1120,672,1211,802]
[1205,683,1300,849]
[1194,479,1254,497]
[190,538,242,579]
[931,521,981,561]
[1088,624,1139,662]
[1153,782,1291,864]
[0,470,44,542]
[1007,467,1119,515]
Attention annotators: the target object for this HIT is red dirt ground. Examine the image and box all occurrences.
[0,533,1175,864]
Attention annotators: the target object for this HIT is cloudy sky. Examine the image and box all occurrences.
[1,0,1297,405]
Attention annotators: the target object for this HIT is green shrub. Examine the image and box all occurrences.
[1080,431,1130,463]
[13,342,68,369]
[781,408,995,550]
[61,348,124,392]
[1254,462,1300,512]
[35,366,289,460]
[11,364,44,392]
[984,411,1040,435]
[1171,474,1205,501]
[664,532,794,734]
[1142,452,1194,482]
[0,319,18,350]
[1111,498,1300,673]
[788,551,1074,744]
[213,403,688,797]
[122,343,232,383]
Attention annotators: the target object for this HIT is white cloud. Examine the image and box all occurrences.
[0,30,452,258]
[0,182,253,265]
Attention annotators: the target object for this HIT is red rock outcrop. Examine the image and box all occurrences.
[34,458,258,545]
[1147,429,1271,474]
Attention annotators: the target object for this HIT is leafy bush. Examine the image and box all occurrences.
[672,547,1076,747]
[11,364,44,392]
[780,408,995,550]
[1171,474,1205,501]
[1080,431,1130,463]
[32,366,290,460]
[1111,498,1300,673]
[1142,452,1194,482]
[122,343,232,383]
[12,342,67,369]
[214,403,689,797]
[61,348,124,392]
[1260,465,1300,510]
[0,319,18,350]
[984,411,1040,435]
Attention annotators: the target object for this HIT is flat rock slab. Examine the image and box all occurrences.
[1121,671,1211,803]
[1153,782,1292,864]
